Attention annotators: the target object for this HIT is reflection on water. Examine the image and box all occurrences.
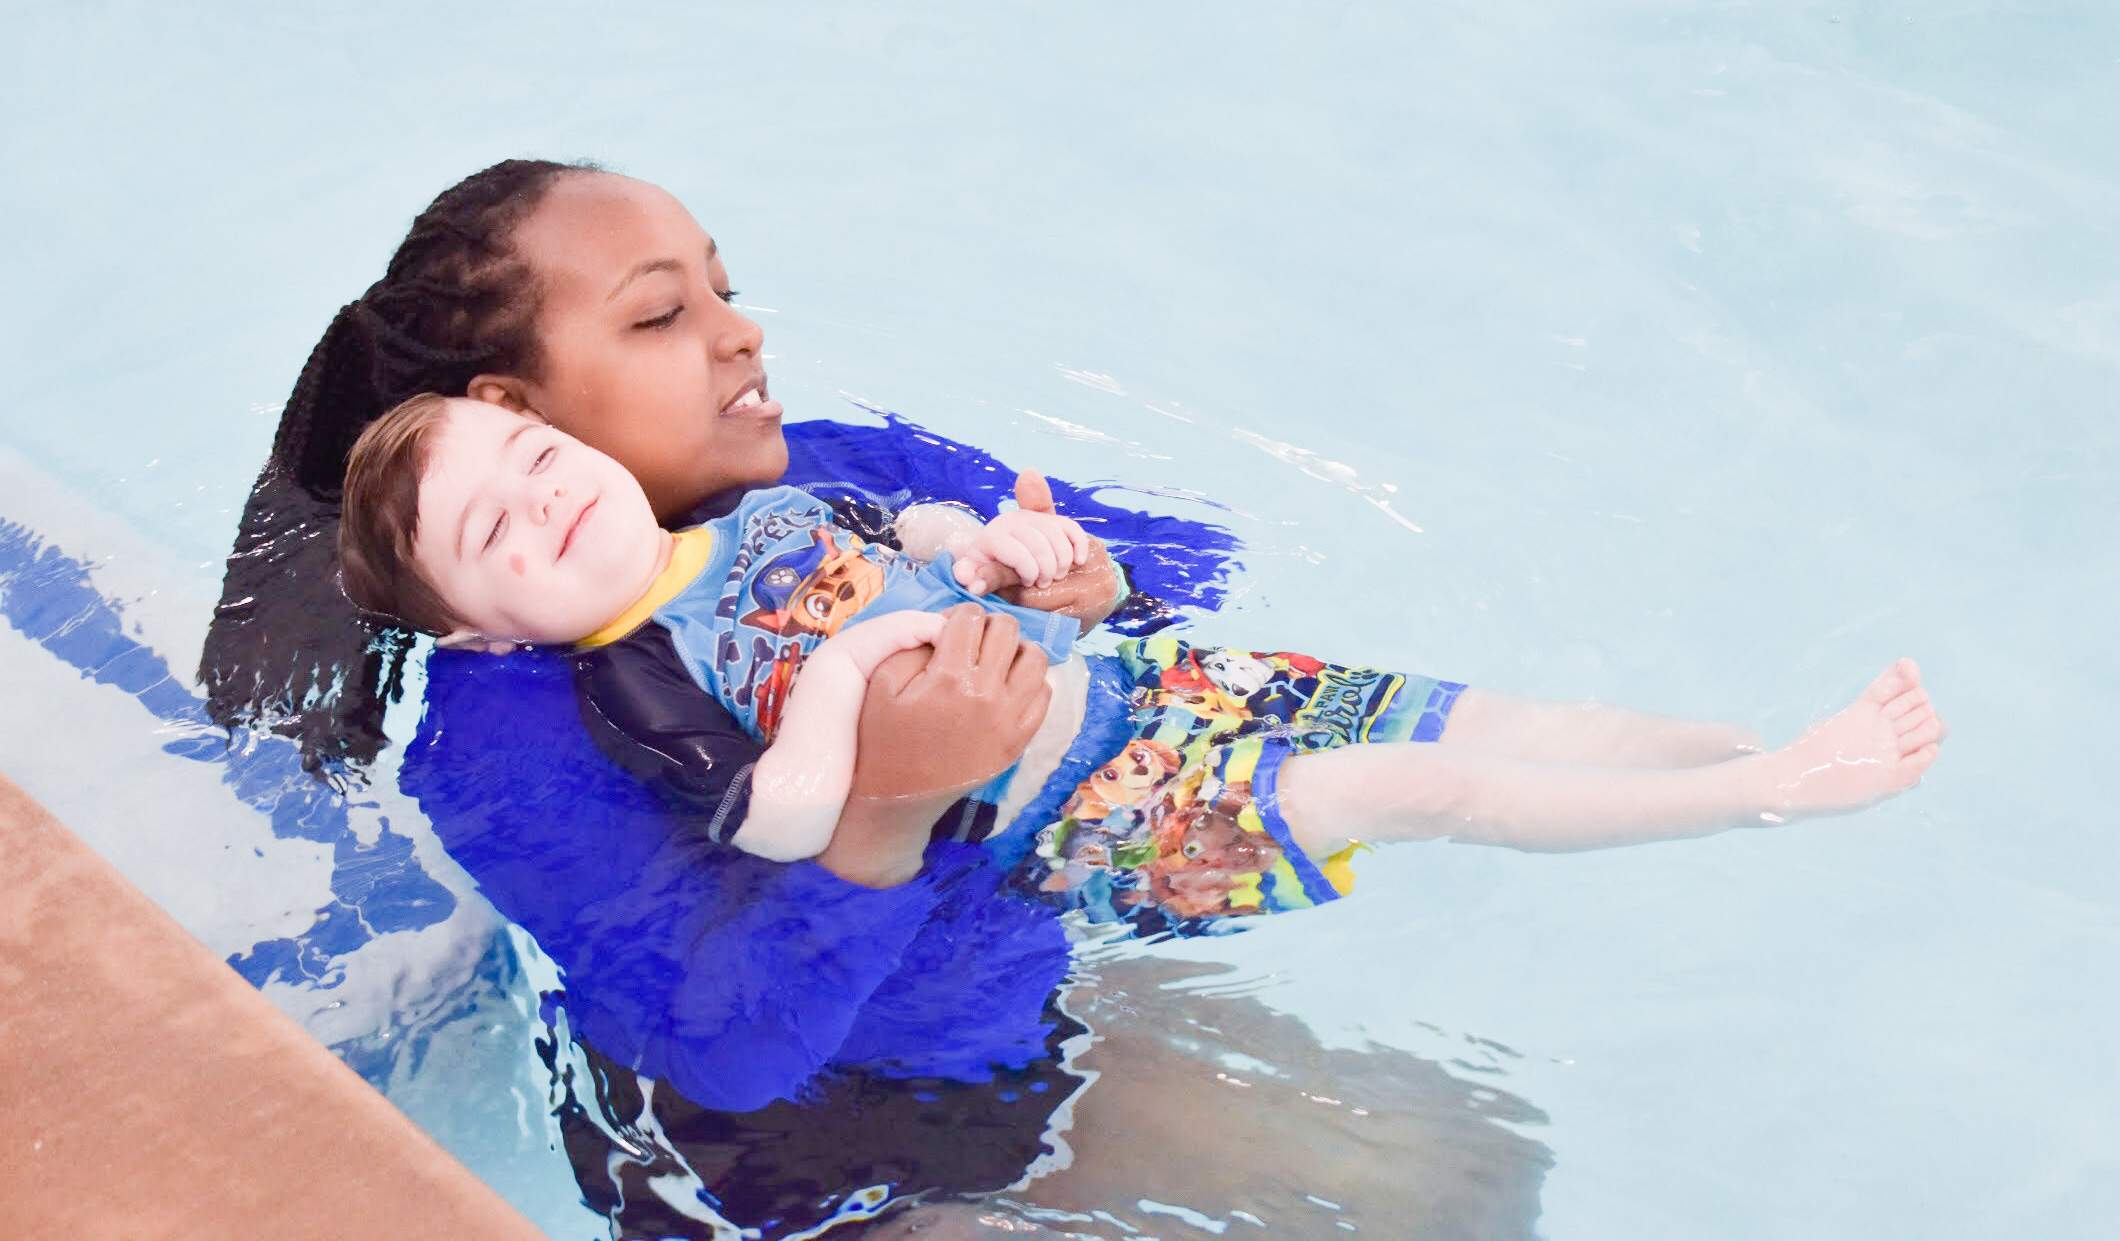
[1014,954,1550,1239]
[542,950,1549,1239]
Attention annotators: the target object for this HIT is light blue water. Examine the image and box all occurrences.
[3,2,2115,1237]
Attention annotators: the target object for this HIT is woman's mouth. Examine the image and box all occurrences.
[559,498,597,559]
[721,381,783,421]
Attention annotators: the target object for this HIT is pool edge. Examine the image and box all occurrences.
[0,769,550,1240]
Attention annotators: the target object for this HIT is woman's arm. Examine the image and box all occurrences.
[577,606,1045,886]
[816,605,1053,887]
[786,415,1236,636]
[410,650,952,1112]
[735,611,949,861]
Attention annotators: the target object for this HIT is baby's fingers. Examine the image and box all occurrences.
[998,531,1056,588]
[952,551,1020,596]
[1063,520,1093,567]
[1030,520,1077,585]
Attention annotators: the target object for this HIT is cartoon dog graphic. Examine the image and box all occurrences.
[1139,652,1252,720]
[1059,737,1182,824]
[1212,649,1332,719]
[742,528,888,638]
[1129,777,1280,918]
[1039,738,1185,893]
[1199,650,1274,697]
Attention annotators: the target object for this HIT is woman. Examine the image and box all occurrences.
[203,159,1259,1235]
[203,160,1196,791]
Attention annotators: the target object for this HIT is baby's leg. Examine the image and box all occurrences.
[1277,661,1942,856]
[1440,687,1762,769]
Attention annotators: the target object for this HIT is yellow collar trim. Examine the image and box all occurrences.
[575,526,716,650]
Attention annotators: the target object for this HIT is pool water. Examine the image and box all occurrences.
[4,2,2116,1237]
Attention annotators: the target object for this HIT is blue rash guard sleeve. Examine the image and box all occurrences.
[405,648,950,1112]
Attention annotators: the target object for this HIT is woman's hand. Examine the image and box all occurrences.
[817,604,1052,887]
[850,603,1051,800]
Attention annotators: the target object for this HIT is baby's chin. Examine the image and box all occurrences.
[547,597,644,644]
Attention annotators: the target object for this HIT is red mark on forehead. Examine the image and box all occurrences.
[508,553,526,576]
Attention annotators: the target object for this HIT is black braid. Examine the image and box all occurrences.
[282,158,589,497]
[201,158,597,775]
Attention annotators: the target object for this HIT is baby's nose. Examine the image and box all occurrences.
[530,480,567,521]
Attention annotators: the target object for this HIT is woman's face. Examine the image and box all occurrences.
[471,173,788,521]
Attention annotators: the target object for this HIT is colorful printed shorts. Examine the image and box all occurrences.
[1031,637,1466,922]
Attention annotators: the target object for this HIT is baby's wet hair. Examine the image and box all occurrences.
[337,393,460,637]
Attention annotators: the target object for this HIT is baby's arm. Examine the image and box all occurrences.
[731,610,951,862]
[892,502,987,564]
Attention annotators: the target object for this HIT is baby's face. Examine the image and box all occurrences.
[412,398,666,645]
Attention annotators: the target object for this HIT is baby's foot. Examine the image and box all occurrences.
[1763,659,1944,820]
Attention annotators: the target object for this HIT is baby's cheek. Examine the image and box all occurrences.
[508,553,526,576]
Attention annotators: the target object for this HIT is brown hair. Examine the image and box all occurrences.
[337,393,460,636]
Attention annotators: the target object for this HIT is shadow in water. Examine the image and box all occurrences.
[564,952,1549,1240]
[1009,953,1552,1239]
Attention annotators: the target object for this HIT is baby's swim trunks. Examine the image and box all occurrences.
[1016,637,1466,923]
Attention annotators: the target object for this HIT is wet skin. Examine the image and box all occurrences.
[468,173,788,520]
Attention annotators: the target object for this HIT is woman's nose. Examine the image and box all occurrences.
[708,300,765,362]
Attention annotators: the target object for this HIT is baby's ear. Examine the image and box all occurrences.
[436,628,519,656]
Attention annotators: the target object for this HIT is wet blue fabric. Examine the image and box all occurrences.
[648,487,1079,740]
[784,406,1237,634]
[405,413,1237,1111]
[983,655,1138,874]
[408,649,1073,1111]
[861,549,1080,664]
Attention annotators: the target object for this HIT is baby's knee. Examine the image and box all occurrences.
[1699,721,1765,762]
[1277,745,1475,853]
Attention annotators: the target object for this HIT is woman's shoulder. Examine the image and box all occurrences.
[784,412,1011,517]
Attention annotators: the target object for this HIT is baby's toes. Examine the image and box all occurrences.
[1862,658,1922,706]
[1898,715,1944,757]
[1884,686,1930,722]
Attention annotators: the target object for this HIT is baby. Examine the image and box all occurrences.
[339,395,1945,920]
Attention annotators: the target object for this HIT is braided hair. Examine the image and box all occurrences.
[201,158,596,774]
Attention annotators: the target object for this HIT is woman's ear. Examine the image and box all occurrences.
[466,373,532,413]
[436,628,519,656]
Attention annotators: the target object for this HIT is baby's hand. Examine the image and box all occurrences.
[954,474,1093,595]
[813,609,950,677]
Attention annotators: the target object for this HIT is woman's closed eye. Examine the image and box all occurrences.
[634,287,738,329]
